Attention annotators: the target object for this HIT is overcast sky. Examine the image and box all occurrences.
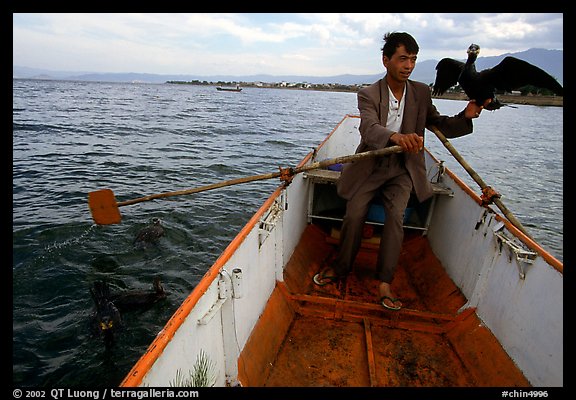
[13,13,563,77]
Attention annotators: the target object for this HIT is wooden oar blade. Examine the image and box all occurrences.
[88,189,122,225]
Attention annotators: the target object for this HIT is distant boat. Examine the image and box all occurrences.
[216,85,242,92]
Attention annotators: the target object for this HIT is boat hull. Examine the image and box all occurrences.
[121,115,562,387]
[216,87,242,92]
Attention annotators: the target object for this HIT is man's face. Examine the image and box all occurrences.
[383,44,417,83]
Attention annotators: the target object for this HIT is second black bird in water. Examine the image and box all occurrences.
[89,277,166,347]
[134,217,165,247]
[433,44,563,111]
[109,276,167,312]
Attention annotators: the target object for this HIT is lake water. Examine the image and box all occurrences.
[12,79,563,387]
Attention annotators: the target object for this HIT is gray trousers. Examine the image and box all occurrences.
[333,154,413,283]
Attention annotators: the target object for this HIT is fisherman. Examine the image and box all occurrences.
[313,32,488,310]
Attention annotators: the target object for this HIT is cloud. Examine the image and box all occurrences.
[13,13,563,76]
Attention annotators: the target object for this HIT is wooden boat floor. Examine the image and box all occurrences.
[238,223,530,387]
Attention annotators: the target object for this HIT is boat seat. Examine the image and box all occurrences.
[303,169,454,196]
[304,168,453,233]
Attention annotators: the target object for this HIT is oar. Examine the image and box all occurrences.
[429,125,532,239]
[88,145,404,225]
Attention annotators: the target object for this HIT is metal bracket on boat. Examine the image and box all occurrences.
[428,160,445,183]
[475,209,489,231]
[437,160,445,180]
[198,268,242,325]
[258,193,285,247]
[493,222,537,279]
[311,147,318,161]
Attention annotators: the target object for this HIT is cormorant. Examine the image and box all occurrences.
[109,277,167,312]
[90,281,122,348]
[134,217,165,247]
[433,44,563,110]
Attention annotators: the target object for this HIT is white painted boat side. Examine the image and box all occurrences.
[425,151,563,387]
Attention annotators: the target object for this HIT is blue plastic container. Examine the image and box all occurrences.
[366,205,413,224]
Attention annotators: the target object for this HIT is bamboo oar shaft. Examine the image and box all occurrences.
[117,172,281,206]
[429,125,532,239]
[294,145,403,174]
[117,145,404,207]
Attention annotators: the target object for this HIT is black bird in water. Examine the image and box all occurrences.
[109,276,167,312]
[90,281,122,348]
[433,44,563,111]
[134,217,165,248]
[89,277,166,347]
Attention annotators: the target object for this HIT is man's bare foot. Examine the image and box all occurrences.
[379,281,402,310]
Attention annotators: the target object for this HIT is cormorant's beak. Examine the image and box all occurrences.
[467,45,480,56]
[100,320,114,331]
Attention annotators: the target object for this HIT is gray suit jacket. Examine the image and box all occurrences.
[337,77,473,203]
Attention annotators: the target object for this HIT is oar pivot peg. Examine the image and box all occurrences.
[481,186,501,206]
[279,166,295,185]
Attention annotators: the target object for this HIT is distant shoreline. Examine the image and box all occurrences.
[15,77,563,107]
[431,92,563,107]
[275,87,563,107]
[272,86,563,107]
[214,84,564,107]
[216,83,563,107]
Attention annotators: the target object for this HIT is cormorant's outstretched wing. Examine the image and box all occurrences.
[480,56,563,95]
[433,58,465,95]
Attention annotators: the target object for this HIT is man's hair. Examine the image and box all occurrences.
[381,32,419,59]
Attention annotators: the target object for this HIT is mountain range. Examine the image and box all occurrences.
[13,48,563,87]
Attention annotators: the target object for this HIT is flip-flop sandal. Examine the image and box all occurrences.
[313,271,340,286]
[380,295,402,311]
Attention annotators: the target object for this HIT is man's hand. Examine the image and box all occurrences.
[390,132,423,153]
[464,98,491,119]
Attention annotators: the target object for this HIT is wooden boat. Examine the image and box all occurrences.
[216,85,242,92]
[120,114,563,388]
